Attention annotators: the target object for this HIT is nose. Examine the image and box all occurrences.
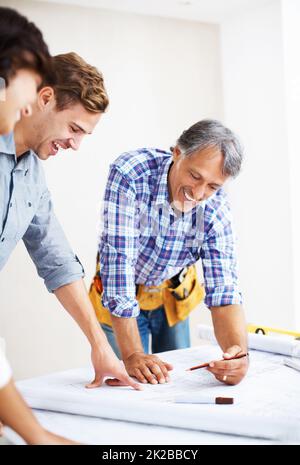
[69,136,82,151]
[193,185,206,202]
[21,104,33,118]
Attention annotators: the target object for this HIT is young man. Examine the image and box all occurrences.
[0,7,79,444]
[90,120,249,386]
[0,52,140,426]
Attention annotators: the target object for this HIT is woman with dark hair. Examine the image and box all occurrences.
[0,6,52,134]
[0,8,77,445]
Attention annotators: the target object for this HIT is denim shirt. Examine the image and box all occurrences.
[0,133,84,291]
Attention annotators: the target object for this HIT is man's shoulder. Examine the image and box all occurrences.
[112,148,171,182]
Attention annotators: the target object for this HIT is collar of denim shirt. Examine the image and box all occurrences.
[0,132,34,171]
[0,132,16,156]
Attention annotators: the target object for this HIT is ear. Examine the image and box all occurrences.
[37,86,55,111]
[172,145,182,161]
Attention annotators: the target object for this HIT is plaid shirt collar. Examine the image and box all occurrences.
[153,155,173,206]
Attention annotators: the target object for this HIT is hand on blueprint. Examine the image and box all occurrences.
[206,345,249,385]
[105,352,173,386]
[85,344,142,390]
[124,352,173,385]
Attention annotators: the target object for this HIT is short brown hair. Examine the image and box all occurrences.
[47,52,109,113]
[0,7,52,85]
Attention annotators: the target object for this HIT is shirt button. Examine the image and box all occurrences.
[28,202,32,207]
[1,237,5,242]
[9,202,12,208]
[24,170,29,176]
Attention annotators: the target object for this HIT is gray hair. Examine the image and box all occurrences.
[174,119,244,178]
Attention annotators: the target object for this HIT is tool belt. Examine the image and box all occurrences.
[89,260,205,327]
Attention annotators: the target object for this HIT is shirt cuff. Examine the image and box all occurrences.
[204,286,242,308]
[45,255,85,292]
[102,295,140,318]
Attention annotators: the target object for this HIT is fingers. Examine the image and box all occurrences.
[86,376,104,389]
[125,353,173,384]
[208,367,239,379]
[163,362,174,371]
[118,373,143,390]
[89,372,142,390]
[135,362,165,384]
[206,347,249,386]
[144,358,172,384]
[148,361,170,383]
[215,374,238,385]
[105,376,143,390]
[207,359,240,372]
[132,368,148,384]
[105,378,125,387]
[140,365,159,384]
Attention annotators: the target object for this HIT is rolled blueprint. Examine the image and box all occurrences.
[198,324,300,358]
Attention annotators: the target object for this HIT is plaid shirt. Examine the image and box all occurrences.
[99,148,242,318]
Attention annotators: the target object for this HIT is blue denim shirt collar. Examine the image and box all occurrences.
[0,132,16,156]
[0,132,34,171]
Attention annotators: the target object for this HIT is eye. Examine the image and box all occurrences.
[210,185,218,191]
[70,126,80,133]
[190,172,200,181]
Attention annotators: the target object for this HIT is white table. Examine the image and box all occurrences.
[4,408,277,445]
[5,342,300,446]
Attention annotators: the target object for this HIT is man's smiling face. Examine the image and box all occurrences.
[168,145,229,212]
[27,86,101,160]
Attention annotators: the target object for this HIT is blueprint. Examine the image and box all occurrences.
[17,343,300,441]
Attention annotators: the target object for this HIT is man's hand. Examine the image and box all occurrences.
[86,344,142,390]
[106,352,173,386]
[206,345,249,385]
[124,352,173,384]
[109,315,173,385]
[54,281,141,391]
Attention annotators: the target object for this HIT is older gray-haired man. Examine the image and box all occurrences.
[90,119,249,386]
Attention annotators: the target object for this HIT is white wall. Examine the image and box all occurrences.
[0,0,222,379]
[220,0,296,330]
[282,0,300,329]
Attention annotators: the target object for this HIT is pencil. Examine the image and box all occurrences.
[186,352,249,371]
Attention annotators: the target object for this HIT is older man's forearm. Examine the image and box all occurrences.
[111,315,144,360]
[210,304,248,353]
